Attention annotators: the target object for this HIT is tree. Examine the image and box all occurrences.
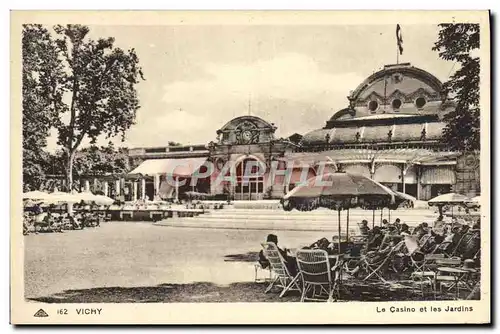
[168,141,182,147]
[72,142,132,177]
[433,24,480,151]
[22,25,63,191]
[38,24,144,191]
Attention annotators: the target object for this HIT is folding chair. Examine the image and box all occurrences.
[434,257,463,299]
[261,242,301,298]
[410,252,445,297]
[296,249,341,302]
[254,263,273,283]
[362,241,405,283]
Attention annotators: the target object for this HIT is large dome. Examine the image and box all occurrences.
[331,63,453,122]
[302,63,455,146]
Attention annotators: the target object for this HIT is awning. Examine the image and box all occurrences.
[343,163,371,178]
[421,166,456,185]
[373,163,402,183]
[129,158,208,177]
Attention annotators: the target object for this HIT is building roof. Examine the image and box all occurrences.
[283,148,460,166]
[301,63,454,146]
[301,121,446,145]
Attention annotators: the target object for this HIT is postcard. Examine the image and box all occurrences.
[10,10,490,325]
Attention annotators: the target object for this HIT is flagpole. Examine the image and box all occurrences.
[397,43,399,64]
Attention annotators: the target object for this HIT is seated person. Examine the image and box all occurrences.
[381,219,390,230]
[258,234,298,276]
[414,222,430,239]
[359,220,370,235]
[347,240,397,277]
[366,226,384,251]
[472,218,480,230]
[400,223,411,236]
[308,237,331,251]
[393,218,402,232]
[386,224,399,235]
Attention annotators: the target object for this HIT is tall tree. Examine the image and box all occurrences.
[22,25,63,191]
[40,24,144,191]
[433,23,480,151]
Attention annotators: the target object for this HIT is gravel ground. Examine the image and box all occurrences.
[24,222,327,300]
[24,222,478,303]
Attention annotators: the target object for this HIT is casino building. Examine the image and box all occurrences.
[89,63,479,202]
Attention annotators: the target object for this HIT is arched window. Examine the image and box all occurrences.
[391,98,402,110]
[368,100,379,112]
[235,158,265,200]
[415,97,427,109]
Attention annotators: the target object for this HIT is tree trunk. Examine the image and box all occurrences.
[65,151,76,192]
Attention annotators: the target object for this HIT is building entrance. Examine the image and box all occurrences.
[234,158,265,200]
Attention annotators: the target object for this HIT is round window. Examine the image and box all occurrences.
[368,100,378,112]
[415,97,427,109]
[391,98,402,110]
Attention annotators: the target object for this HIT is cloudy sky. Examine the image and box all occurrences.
[46,24,455,151]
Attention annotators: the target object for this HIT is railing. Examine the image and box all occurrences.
[294,141,450,152]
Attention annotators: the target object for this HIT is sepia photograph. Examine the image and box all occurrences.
[10,10,490,324]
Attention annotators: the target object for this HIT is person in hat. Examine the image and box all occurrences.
[359,220,370,235]
[472,218,480,230]
[400,223,411,236]
[258,234,297,276]
[461,259,476,272]
[366,226,384,251]
[393,218,402,232]
[381,219,390,230]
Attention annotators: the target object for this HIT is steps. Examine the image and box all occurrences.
[154,207,438,232]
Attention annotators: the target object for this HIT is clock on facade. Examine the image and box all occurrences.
[235,120,259,144]
[242,130,253,144]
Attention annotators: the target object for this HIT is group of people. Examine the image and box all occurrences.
[23,204,105,235]
[257,215,481,281]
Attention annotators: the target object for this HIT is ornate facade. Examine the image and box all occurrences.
[109,63,479,202]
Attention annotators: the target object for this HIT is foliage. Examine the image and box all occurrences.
[433,24,480,151]
[168,141,182,147]
[22,25,64,191]
[45,142,131,178]
[27,24,144,191]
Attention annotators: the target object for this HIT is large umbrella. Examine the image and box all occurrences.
[93,195,115,205]
[41,191,77,204]
[23,190,50,200]
[467,196,481,208]
[282,172,403,253]
[70,191,99,203]
[428,192,470,219]
[428,193,470,205]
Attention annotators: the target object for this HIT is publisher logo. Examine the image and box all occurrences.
[33,309,49,317]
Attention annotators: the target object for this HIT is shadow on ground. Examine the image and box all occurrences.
[27,280,477,303]
[223,251,259,262]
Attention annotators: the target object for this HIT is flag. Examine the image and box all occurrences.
[396,24,403,55]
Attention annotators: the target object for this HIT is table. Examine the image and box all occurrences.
[437,266,476,295]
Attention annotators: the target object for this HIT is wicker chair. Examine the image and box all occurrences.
[296,249,342,302]
[261,242,301,298]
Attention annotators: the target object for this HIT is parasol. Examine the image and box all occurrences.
[428,193,470,219]
[466,196,481,208]
[282,172,404,253]
[93,194,115,205]
[23,190,50,200]
[428,193,470,205]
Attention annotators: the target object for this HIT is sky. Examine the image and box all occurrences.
[46,24,455,151]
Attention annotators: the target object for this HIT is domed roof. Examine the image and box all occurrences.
[301,121,446,145]
[300,63,454,146]
[328,63,453,123]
